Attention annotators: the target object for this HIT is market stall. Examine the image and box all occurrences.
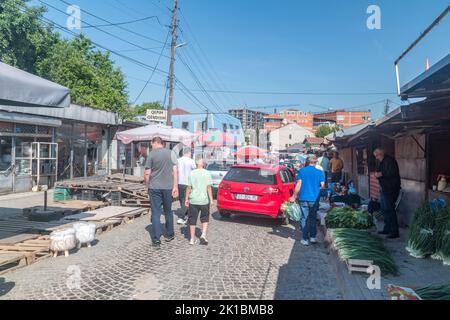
[115,124,194,176]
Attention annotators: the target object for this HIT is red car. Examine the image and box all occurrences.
[217,164,296,224]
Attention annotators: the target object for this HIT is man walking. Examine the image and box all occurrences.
[374,148,401,239]
[330,151,344,183]
[144,137,179,249]
[185,158,214,246]
[290,155,325,246]
[177,148,196,225]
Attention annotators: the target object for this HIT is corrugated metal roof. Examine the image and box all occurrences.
[0,104,119,125]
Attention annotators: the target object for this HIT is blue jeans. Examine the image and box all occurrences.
[299,201,319,241]
[149,189,174,242]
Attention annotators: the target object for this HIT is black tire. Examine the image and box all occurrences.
[219,211,231,219]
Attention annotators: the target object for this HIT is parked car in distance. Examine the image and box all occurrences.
[217,164,296,224]
[206,162,233,197]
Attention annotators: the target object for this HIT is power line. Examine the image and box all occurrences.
[132,29,171,105]
[24,6,216,115]
[83,16,160,28]
[53,0,169,50]
[177,51,224,114]
[177,8,245,107]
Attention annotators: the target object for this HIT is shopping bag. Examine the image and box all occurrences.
[286,202,301,222]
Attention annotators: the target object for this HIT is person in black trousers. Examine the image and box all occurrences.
[373,148,401,239]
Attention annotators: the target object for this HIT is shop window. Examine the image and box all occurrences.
[37,126,52,135]
[15,124,36,135]
[0,122,13,133]
[0,138,12,171]
[356,148,368,175]
[15,138,34,176]
[182,122,189,130]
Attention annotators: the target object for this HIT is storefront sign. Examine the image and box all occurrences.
[146,109,167,123]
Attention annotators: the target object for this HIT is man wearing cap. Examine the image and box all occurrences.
[290,154,325,246]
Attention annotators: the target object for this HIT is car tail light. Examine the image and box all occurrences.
[219,183,232,191]
[262,187,281,194]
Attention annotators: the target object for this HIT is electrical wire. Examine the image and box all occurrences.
[132,29,171,105]
[83,16,159,28]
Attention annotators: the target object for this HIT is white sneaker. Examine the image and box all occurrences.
[300,240,310,246]
[189,238,198,246]
[177,218,186,225]
[310,237,318,244]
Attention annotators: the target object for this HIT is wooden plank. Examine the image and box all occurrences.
[0,252,26,267]
[0,233,40,245]
[64,206,141,222]
[0,245,46,252]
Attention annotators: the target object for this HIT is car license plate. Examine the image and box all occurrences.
[235,194,258,201]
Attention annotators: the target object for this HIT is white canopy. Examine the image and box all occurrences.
[0,62,70,108]
[116,124,194,145]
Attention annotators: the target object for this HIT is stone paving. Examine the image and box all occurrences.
[0,204,343,300]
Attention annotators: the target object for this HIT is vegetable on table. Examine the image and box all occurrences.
[406,203,437,258]
[415,284,450,300]
[330,228,398,275]
[325,206,373,229]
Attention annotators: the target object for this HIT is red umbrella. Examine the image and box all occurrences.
[237,146,267,159]
[197,131,235,147]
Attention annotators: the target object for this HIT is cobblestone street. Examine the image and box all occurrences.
[0,206,342,300]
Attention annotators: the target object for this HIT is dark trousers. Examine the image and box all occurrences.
[380,190,400,235]
[149,189,174,242]
[178,184,188,217]
[331,171,342,183]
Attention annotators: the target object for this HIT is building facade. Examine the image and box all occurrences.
[172,112,245,146]
[264,109,314,132]
[268,123,314,152]
[0,104,119,194]
[228,108,267,130]
[313,110,371,129]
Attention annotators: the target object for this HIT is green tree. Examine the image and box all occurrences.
[123,101,164,121]
[36,35,129,115]
[315,125,336,138]
[0,0,58,73]
[1,0,130,116]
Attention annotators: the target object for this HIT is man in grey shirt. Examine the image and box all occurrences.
[144,137,179,248]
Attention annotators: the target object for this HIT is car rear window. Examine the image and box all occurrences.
[206,163,231,171]
[223,168,277,185]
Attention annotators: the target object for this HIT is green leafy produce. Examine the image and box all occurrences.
[325,206,373,229]
[406,203,437,258]
[330,228,398,275]
[433,207,450,264]
[415,285,450,300]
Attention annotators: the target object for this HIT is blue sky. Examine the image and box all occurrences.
[32,0,450,119]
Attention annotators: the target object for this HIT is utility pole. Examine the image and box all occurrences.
[167,0,178,126]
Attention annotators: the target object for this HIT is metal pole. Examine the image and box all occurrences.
[44,190,48,211]
[167,0,178,126]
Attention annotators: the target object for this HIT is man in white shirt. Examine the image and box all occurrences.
[177,148,196,225]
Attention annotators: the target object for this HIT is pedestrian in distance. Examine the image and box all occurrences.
[330,151,344,183]
[177,148,196,225]
[290,154,325,246]
[374,148,401,239]
[185,157,214,246]
[144,137,179,249]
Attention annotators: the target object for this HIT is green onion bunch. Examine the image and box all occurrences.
[330,228,398,275]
